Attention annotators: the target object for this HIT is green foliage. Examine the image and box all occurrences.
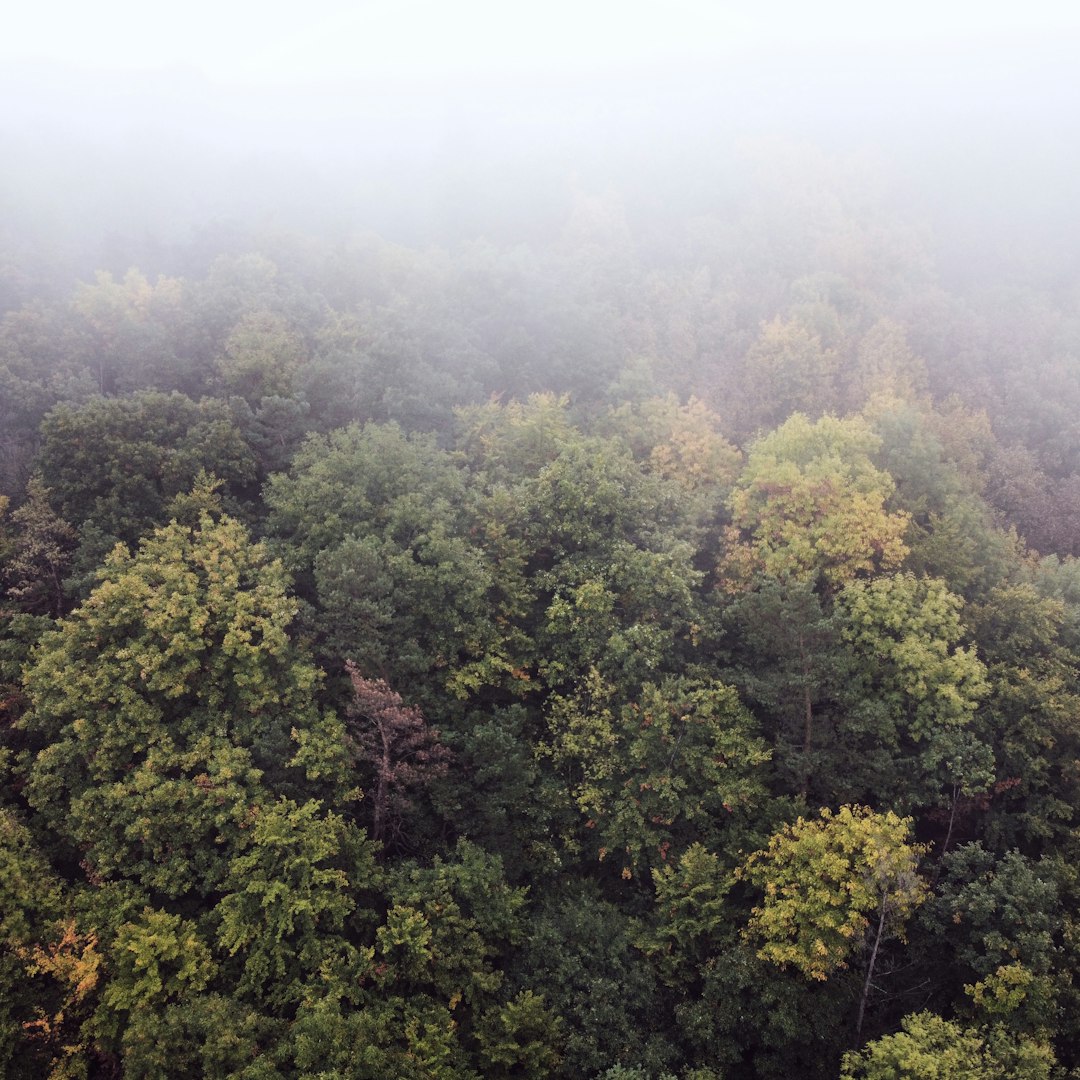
[265,421,493,701]
[20,509,346,897]
[736,314,838,432]
[215,310,306,401]
[377,840,526,1009]
[95,907,221,1070]
[101,908,215,1016]
[513,886,673,1077]
[964,963,1058,1041]
[840,1011,1056,1080]
[864,398,1026,602]
[917,845,1059,1019]
[215,798,373,1009]
[835,573,991,810]
[966,582,1080,850]
[288,993,476,1079]
[454,393,578,480]
[602,395,741,506]
[544,675,769,875]
[110,993,286,1080]
[534,541,704,696]
[2,476,76,616]
[724,577,847,798]
[682,938,855,1079]
[846,319,928,410]
[71,268,187,395]
[0,809,64,1076]
[8,179,1080,1077]
[474,989,564,1079]
[839,574,986,742]
[594,1069,678,1080]
[644,843,732,987]
[36,390,257,595]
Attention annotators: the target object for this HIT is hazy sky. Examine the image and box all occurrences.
[3,1,1078,260]
[4,0,1076,154]
[7,1,1080,85]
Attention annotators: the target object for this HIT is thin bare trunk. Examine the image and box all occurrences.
[941,781,960,861]
[374,717,392,843]
[857,894,888,1039]
[799,633,813,798]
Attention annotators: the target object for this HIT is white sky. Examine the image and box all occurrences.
[5,1,1080,86]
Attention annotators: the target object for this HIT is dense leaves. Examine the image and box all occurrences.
[741,806,927,982]
[4,147,1080,1077]
[19,510,345,897]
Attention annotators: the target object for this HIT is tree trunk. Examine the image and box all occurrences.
[374,715,392,843]
[856,894,888,1039]
[941,781,960,860]
[799,633,813,798]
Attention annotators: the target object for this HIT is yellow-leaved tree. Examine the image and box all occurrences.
[740,805,928,1036]
[720,413,909,592]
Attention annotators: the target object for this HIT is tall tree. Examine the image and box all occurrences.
[35,390,256,594]
[741,806,928,1035]
[725,578,846,799]
[719,414,909,593]
[2,476,76,617]
[345,663,452,847]
[542,674,770,876]
[834,573,991,814]
[19,508,347,898]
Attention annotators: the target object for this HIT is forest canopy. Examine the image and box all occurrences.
[3,12,1080,1075]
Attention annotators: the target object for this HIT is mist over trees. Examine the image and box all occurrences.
[3,6,1080,1078]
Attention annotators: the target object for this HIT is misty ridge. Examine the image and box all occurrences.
[3,30,1079,555]
[3,6,1080,1080]
[1,16,1078,274]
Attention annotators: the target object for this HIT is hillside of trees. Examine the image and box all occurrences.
[3,139,1080,1078]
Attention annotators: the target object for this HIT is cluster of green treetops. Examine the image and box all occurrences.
[3,151,1080,1078]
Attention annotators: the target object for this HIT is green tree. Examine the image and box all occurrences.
[916,845,1058,1017]
[840,1010,1055,1080]
[474,989,564,1079]
[0,808,64,1077]
[71,268,186,394]
[643,842,732,988]
[36,391,256,593]
[215,798,374,1010]
[513,885,672,1077]
[845,319,928,412]
[835,573,991,814]
[94,907,218,1073]
[736,315,838,433]
[966,580,1080,851]
[265,421,493,705]
[543,674,769,876]
[600,394,741,522]
[2,476,76,617]
[214,310,307,402]
[725,578,847,799]
[376,840,527,1012]
[867,398,1021,602]
[20,509,346,898]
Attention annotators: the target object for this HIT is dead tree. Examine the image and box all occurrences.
[344,661,452,846]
